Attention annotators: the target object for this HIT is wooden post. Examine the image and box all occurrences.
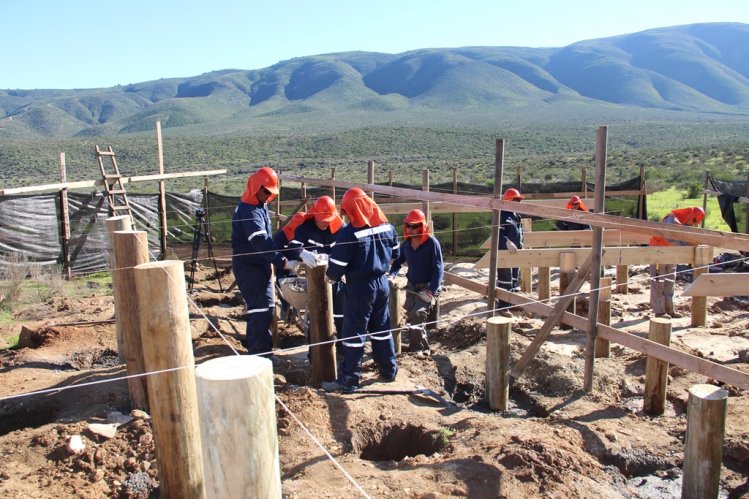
[452,168,458,256]
[301,182,307,211]
[520,219,532,292]
[156,121,168,260]
[389,280,402,354]
[616,265,629,294]
[275,178,282,230]
[104,215,133,362]
[643,317,672,415]
[367,160,375,200]
[691,245,711,327]
[682,383,728,499]
[58,153,72,280]
[422,169,430,228]
[538,267,551,302]
[559,252,576,314]
[745,171,749,234]
[488,139,505,315]
[585,125,607,391]
[486,317,511,411]
[196,355,281,499]
[330,168,336,200]
[134,260,205,498]
[701,170,709,228]
[388,168,393,187]
[594,277,612,358]
[515,165,521,191]
[638,164,646,220]
[581,167,587,197]
[110,230,149,410]
[306,265,336,385]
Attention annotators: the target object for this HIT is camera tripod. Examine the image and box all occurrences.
[189,208,224,292]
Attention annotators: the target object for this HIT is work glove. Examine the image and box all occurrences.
[387,273,397,284]
[315,253,329,266]
[418,289,434,305]
[300,249,319,268]
[284,260,301,273]
[505,240,518,254]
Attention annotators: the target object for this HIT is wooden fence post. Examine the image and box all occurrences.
[537,266,551,302]
[110,230,149,411]
[594,277,612,358]
[422,169,430,228]
[105,216,134,361]
[58,153,72,280]
[559,252,576,314]
[389,280,402,354]
[196,355,281,499]
[682,383,728,499]
[486,317,511,411]
[367,160,375,200]
[134,260,205,498]
[307,265,336,385]
[691,245,711,327]
[156,121,168,260]
[616,265,629,294]
[520,219,532,292]
[644,317,672,415]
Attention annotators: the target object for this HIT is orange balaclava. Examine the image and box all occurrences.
[240,166,279,205]
[311,196,343,234]
[340,187,388,228]
[671,206,705,226]
[282,211,307,241]
[403,209,429,245]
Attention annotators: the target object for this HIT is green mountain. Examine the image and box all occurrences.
[2,22,749,139]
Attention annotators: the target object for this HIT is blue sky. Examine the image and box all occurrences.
[2,0,749,89]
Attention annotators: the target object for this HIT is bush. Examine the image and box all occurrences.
[684,182,702,199]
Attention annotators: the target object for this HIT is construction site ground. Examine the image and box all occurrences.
[0,260,748,498]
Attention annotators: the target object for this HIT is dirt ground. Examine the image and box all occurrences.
[0,261,748,498]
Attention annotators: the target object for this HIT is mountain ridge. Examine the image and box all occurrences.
[2,22,749,138]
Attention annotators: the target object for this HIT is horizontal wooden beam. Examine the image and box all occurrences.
[474,245,704,269]
[0,169,227,196]
[480,229,650,249]
[279,175,749,252]
[683,273,749,297]
[442,271,749,390]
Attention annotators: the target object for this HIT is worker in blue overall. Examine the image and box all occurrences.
[286,196,346,337]
[231,166,295,357]
[389,209,444,353]
[497,188,524,318]
[322,188,400,393]
[272,210,308,323]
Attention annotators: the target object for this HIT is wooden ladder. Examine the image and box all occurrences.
[95,145,132,218]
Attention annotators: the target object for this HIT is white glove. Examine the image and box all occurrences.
[418,289,434,305]
[315,253,329,266]
[505,240,518,254]
[300,250,319,268]
[285,260,300,273]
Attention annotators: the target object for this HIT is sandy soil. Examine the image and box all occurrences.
[0,261,748,498]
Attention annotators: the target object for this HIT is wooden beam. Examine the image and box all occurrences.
[479,229,650,249]
[474,246,699,269]
[442,271,749,390]
[0,169,227,196]
[278,174,749,252]
[683,273,749,296]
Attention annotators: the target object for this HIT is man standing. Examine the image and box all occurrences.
[231,166,291,356]
[556,195,591,231]
[389,209,443,353]
[323,188,400,393]
[649,206,705,318]
[497,188,524,318]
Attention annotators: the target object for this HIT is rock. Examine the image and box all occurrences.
[106,411,133,425]
[738,349,749,363]
[91,469,105,482]
[130,409,150,419]
[67,435,85,454]
[87,423,118,439]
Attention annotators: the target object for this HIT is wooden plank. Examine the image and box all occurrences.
[0,169,227,196]
[278,175,749,252]
[442,271,749,390]
[479,229,650,249]
[683,273,749,297]
[474,246,698,269]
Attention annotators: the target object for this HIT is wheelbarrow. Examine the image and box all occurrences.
[277,277,308,329]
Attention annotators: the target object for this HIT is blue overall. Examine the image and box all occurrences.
[231,201,283,355]
[497,210,523,308]
[326,223,400,389]
[287,219,346,332]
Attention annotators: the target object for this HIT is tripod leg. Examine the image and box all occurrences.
[189,220,202,292]
[203,220,224,292]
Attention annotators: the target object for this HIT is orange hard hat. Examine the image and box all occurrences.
[404,209,426,225]
[570,195,581,204]
[503,188,524,201]
[312,196,338,223]
[691,206,705,224]
[252,166,279,195]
